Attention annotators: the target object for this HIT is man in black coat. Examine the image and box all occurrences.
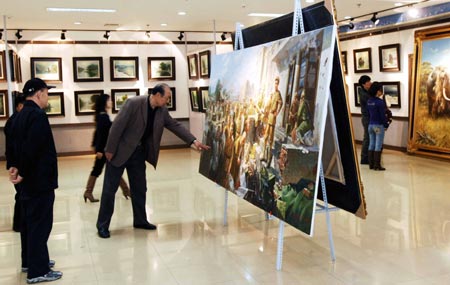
[7,78,63,283]
[358,75,372,165]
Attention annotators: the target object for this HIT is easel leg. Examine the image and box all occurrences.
[320,165,336,262]
[276,220,285,271]
[223,188,228,226]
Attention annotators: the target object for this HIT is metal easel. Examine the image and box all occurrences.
[222,0,337,271]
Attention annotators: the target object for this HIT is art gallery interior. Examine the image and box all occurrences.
[1,1,450,284]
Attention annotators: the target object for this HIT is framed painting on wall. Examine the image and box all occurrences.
[30,57,62,83]
[9,51,22,83]
[148,57,176,81]
[353,83,362,107]
[381,81,401,108]
[110,57,139,81]
[73,57,103,82]
[199,86,209,112]
[111,88,140,113]
[148,87,176,111]
[0,51,6,82]
[353,48,372,73]
[189,87,199,112]
[379,44,401,72]
[199,50,211,79]
[408,25,450,160]
[187,54,199,80]
[74,90,103,116]
[0,90,9,119]
[45,92,65,116]
[341,51,348,75]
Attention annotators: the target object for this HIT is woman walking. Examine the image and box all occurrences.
[84,94,130,202]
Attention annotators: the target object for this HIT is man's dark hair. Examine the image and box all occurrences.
[151,83,170,96]
[14,93,26,108]
[358,75,371,87]
[368,81,383,97]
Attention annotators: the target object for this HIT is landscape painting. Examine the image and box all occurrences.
[198,26,336,236]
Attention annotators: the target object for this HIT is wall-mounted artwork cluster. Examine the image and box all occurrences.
[187,50,210,112]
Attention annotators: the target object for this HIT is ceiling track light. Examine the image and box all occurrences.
[103,31,110,40]
[0,32,2,40]
[15,29,22,40]
[145,30,151,39]
[220,32,227,41]
[348,18,355,30]
[177,31,184,41]
[60,30,66,40]
[371,13,380,25]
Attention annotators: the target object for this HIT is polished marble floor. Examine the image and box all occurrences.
[1,148,450,285]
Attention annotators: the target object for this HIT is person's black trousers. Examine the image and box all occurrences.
[13,187,22,232]
[96,145,148,231]
[20,191,55,279]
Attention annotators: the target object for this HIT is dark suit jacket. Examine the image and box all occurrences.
[105,95,195,168]
[7,100,58,197]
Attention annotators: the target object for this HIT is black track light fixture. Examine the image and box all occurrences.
[103,31,110,40]
[15,29,22,40]
[177,31,184,41]
[348,19,355,30]
[0,32,2,40]
[220,32,227,41]
[371,13,380,25]
[60,30,66,40]
[145,30,151,39]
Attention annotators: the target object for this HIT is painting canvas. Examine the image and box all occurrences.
[9,51,22,82]
[187,54,199,80]
[381,81,401,108]
[111,89,140,113]
[31,58,62,82]
[148,87,176,111]
[0,90,8,119]
[353,83,362,107]
[199,50,211,78]
[110,57,139,81]
[148,57,176,81]
[199,86,209,112]
[341,51,348,74]
[74,90,103,116]
[189,87,199,112]
[379,44,401,72]
[73,57,103,82]
[0,51,5,82]
[198,26,336,236]
[408,25,450,159]
[353,48,372,73]
[45,92,65,116]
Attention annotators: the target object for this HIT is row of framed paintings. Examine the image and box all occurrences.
[189,86,209,113]
[1,56,178,83]
[341,44,401,74]
[187,51,210,80]
[353,81,401,108]
[0,88,177,119]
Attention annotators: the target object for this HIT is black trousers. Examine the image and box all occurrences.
[21,191,55,279]
[96,145,148,231]
[90,155,107,177]
[13,186,22,232]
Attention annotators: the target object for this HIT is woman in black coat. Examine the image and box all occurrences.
[83,94,130,202]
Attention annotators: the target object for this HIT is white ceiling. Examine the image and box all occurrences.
[0,0,444,32]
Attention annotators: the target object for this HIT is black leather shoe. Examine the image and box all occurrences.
[133,223,157,230]
[97,228,110,238]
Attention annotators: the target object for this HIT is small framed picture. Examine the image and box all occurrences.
[74,90,103,116]
[187,54,199,80]
[111,88,140,113]
[379,44,401,72]
[30,57,62,83]
[381,81,401,108]
[110,57,139,81]
[353,83,362,107]
[45,92,65,117]
[341,51,348,74]
[0,90,9,119]
[199,86,209,112]
[199,50,211,79]
[148,87,176,111]
[73,57,104,82]
[9,51,22,83]
[148,57,176,81]
[0,51,6,82]
[189,87,200,112]
[353,48,372,73]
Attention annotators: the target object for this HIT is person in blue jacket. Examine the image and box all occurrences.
[367,82,387,171]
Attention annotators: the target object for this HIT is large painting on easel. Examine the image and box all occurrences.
[408,25,450,160]
[199,26,336,235]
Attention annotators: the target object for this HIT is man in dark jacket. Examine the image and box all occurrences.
[358,75,372,165]
[7,78,63,283]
